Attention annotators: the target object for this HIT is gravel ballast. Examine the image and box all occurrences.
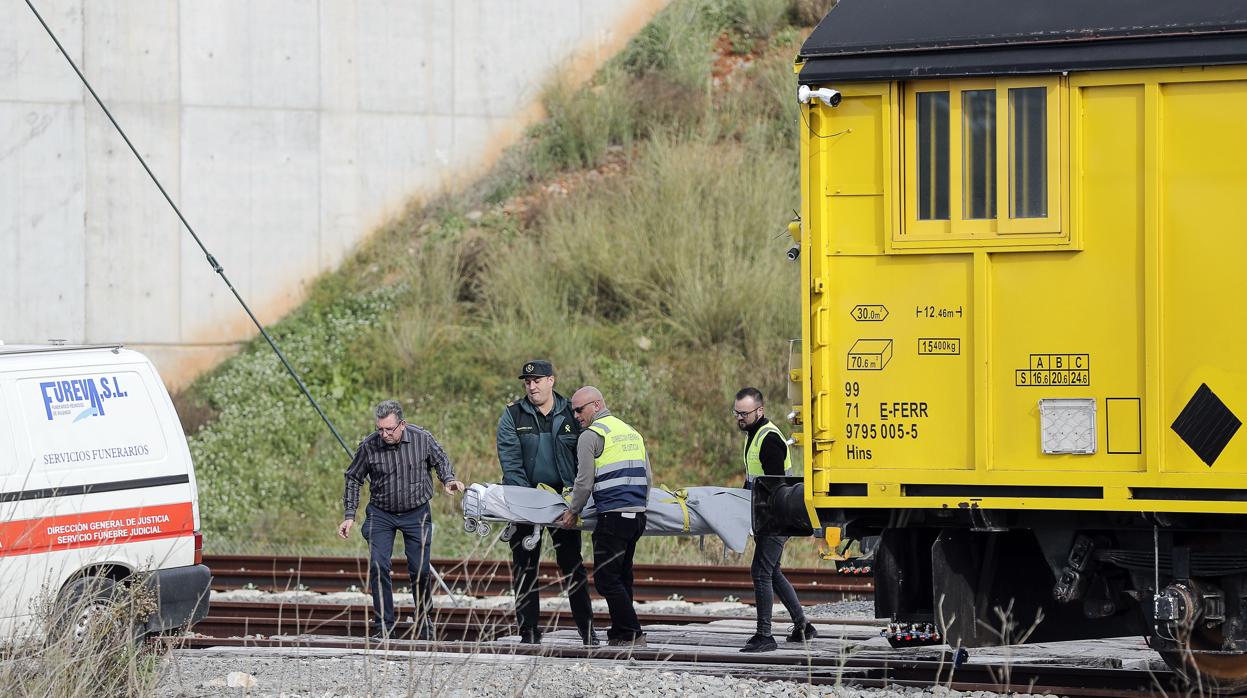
[156,651,1046,698]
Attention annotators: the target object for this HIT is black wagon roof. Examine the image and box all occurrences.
[800,0,1247,84]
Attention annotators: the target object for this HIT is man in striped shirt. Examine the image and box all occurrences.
[338,400,464,640]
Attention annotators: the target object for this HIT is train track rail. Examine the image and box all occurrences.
[196,599,881,642]
[204,554,873,604]
[187,560,1175,697]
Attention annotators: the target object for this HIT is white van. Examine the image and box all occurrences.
[0,343,210,639]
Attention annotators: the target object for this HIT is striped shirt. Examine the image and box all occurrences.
[342,424,455,519]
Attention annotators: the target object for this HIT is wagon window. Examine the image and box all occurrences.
[1010,87,1047,219]
[917,91,950,220]
[900,76,1062,244]
[962,89,997,219]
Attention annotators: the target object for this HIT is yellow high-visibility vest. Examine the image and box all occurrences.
[744,420,793,484]
[588,415,649,511]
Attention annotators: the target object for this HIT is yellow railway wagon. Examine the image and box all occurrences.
[756,0,1247,691]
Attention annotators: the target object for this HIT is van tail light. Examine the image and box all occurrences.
[193,530,203,565]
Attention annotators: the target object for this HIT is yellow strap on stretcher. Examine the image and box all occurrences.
[657,484,691,532]
[538,483,583,526]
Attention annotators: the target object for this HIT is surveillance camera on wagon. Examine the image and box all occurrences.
[0,343,210,639]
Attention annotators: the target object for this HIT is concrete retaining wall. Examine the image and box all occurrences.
[1,0,665,388]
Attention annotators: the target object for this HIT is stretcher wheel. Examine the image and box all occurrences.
[476,521,492,537]
[521,530,541,551]
[500,523,517,542]
[463,518,478,534]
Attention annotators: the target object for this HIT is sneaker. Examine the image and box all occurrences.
[607,634,646,648]
[740,634,778,653]
[519,628,543,644]
[786,621,818,643]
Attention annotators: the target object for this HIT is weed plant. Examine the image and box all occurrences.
[1,575,164,697]
[181,0,824,567]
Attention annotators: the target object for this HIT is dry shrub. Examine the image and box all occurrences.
[788,0,836,26]
[629,74,712,135]
[530,72,635,172]
[387,239,467,372]
[617,0,719,90]
[718,0,791,39]
[169,391,218,437]
[1,574,165,698]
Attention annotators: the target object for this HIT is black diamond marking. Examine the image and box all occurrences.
[1171,383,1241,467]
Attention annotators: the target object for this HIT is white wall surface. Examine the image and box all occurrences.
[0,0,666,388]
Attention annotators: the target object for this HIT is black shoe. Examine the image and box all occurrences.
[740,634,777,653]
[579,628,601,646]
[519,628,543,644]
[369,626,395,642]
[786,621,818,643]
[607,633,646,648]
[413,623,432,641]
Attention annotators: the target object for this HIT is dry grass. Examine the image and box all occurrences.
[2,575,165,697]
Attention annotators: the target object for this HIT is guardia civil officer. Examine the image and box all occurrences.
[734,387,817,652]
[338,400,464,641]
[496,360,597,645]
[556,386,652,648]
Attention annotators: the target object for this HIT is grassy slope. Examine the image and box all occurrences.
[181,0,835,565]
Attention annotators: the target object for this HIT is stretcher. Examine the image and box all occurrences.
[461,483,752,553]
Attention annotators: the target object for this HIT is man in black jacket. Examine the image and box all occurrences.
[734,386,817,652]
[496,360,597,645]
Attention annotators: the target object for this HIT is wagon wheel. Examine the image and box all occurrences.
[1160,623,1247,694]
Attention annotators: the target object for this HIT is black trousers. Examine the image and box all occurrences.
[509,524,594,635]
[591,511,647,641]
[751,534,806,636]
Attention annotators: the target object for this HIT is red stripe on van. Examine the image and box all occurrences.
[0,502,194,557]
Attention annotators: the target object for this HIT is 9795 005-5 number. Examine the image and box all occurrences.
[845,423,919,440]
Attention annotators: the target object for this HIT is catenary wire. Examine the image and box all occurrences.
[23,0,353,457]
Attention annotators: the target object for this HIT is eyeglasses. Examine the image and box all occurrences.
[378,421,405,435]
[572,401,597,415]
[732,406,762,419]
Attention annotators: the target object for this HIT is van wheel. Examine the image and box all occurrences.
[51,576,133,645]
